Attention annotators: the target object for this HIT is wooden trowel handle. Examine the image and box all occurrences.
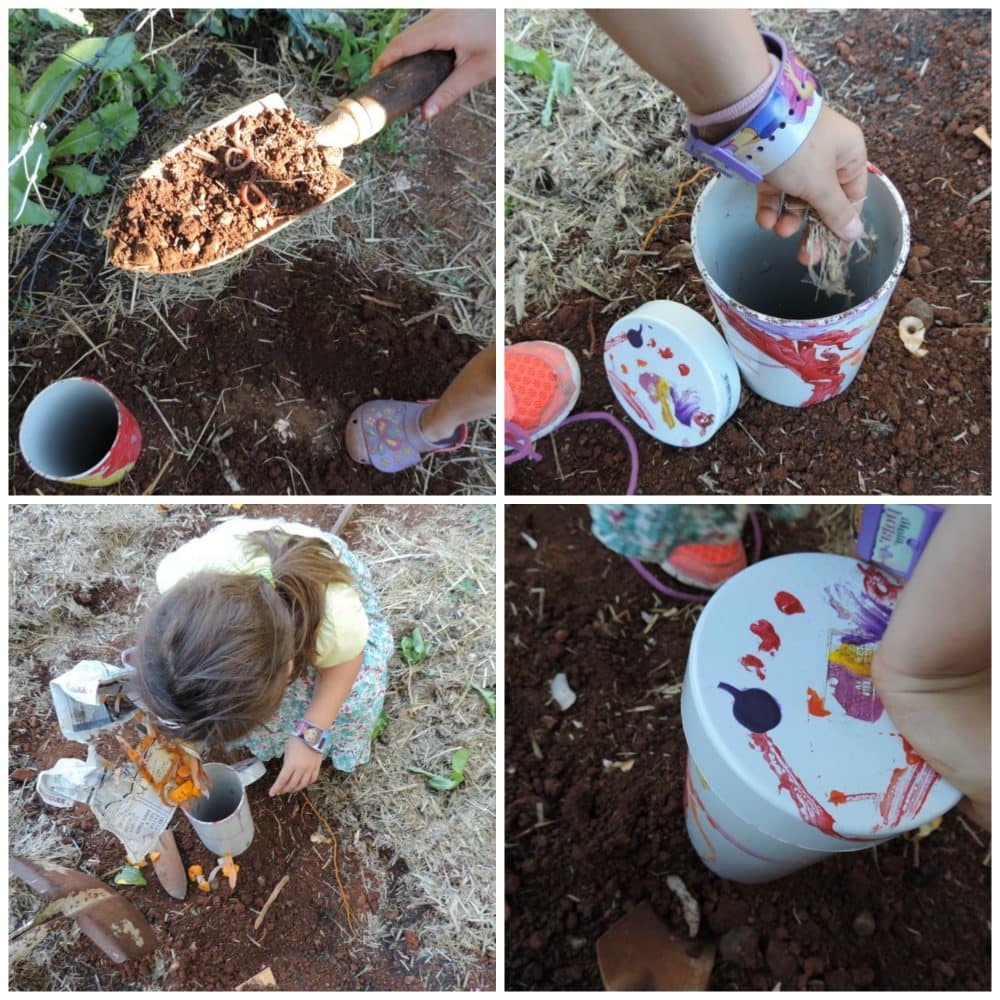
[350,50,455,123]
[316,50,456,147]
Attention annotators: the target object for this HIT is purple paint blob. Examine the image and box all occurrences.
[718,682,782,733]
[626,324,644,347]
[669,385,700,427]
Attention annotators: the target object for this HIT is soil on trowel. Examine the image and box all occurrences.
[107,108,351,273]
[505,505,990,991]
[506,9,990,496]
[10,250,484,496]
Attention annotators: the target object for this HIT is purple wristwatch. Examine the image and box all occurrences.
[292,718,331,753]
[855,504,944,580]
[685,31,824,183]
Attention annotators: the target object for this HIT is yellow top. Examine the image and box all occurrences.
[156,518,368,667]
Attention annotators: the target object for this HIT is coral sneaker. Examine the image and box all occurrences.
[661,539,747,590]
[504,341,581,449]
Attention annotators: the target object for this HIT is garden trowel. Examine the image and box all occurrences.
[112,50,454,273]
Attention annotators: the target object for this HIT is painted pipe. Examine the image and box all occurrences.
[691,165,910,408]
[19,377,141,486]
[183,761,263,858]
[681,553,959,883]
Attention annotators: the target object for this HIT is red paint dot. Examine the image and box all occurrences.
[775,590,804,615]
[678,363,690,376]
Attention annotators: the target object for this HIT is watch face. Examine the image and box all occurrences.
[304,726,321,744]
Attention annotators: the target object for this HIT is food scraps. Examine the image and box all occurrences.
[898,316,928,357]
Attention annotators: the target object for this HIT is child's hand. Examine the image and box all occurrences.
[371,10,496,120]
[269,737,323,796]
[755,104,869,266]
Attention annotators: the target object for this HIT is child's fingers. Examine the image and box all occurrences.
[371,20,442,76]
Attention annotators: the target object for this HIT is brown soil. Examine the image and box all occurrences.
[10,749,490,991]
[504,504,991,990]
[506,9,990,496]
[10,250,483,495]
[106,108,352,273]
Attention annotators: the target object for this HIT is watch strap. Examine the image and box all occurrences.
[685,31,823,183]
[292,718,331,753]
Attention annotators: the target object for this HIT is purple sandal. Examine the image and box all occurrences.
[345,400,468,472]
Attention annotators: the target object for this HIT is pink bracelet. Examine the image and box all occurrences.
[688,53,781,128]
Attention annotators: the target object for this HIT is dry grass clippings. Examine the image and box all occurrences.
[8,503,496,989]
[804,213,877,300]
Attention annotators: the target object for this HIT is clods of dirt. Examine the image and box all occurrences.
[505,504,990,990]
[107,108,351,273]
[506,10,990,495]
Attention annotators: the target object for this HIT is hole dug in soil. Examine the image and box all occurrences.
[10,251,485,496]
[504,505,990,991]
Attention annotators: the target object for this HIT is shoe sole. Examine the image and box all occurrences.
[504,348,582,448]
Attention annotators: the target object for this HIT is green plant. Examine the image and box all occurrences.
[371,708,389,741]
[9,11,184,225]
[407,748,470,791]
[399,627,428,667]
[469,684,496,719]
[505,40,574,127]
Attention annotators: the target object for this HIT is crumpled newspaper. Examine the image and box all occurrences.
[37,659,178,859]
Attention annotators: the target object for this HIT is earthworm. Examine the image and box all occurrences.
[224,146,253,172]
[239,182,268,211]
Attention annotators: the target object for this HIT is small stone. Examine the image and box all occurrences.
[719,925,760,968]
[404,929,420,951]
[852,967,876,988]
[554,628,569,643]
[10,768,36,781]
[903,296,935,328]
[906,257,922,279]
[853,910,877,937]
[766,938,799,981]
[911,243,931,258]
[835,40,853,62]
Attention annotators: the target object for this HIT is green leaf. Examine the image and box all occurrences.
[8,185,58,225]
[541,60,574,128]
[470,684,496,719]
[24,33,138,121]
[152,55,184,109]
[36,9,92,33]
[50,163,108,195]
[371,708,388,742]
[400,627,429,667]
[49,101,138,158]
[406,748,470,792]
[504,40,553,82]
[450,577,479,599]
[127,61,156,98]
[114,864,147,886]
[9,124,51,207]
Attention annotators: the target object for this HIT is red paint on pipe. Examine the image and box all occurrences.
[740,654,766,680]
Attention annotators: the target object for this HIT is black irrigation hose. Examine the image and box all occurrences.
[10,11,214,317]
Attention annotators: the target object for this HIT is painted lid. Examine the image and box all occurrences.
[683,553,960,846]
[603,300,740,447]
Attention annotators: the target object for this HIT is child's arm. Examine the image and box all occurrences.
[871,507,991,828]
[268,653,364,797]
[587,10,868,259]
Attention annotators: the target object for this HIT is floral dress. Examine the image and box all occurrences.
[588,504,807,564]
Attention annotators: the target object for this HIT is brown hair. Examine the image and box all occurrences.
[134,527,354,752]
